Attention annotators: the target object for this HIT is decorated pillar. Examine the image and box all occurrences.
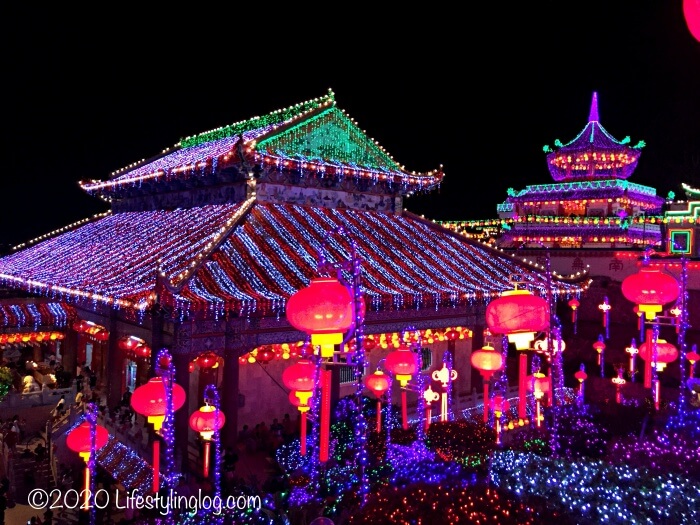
[106,311,123,410]
[173,350,191,473]
[221,324,242,451]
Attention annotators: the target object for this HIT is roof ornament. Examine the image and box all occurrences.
[588,91,599,123]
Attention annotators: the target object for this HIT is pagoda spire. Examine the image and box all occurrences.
[588,92,599,122]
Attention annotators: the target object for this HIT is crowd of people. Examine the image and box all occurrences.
[237,412,299,455]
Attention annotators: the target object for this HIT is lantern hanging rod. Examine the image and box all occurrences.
[644,315,679,328]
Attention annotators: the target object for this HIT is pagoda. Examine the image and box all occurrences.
[495,92,665,250]
[0,89,588,451]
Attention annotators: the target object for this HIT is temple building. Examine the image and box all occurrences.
[0,89,588,461]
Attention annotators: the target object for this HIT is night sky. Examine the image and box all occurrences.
[3,3,699,251]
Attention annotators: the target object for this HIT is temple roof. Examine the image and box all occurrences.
[545,92,644,182]
[79,89,444,200]
[0,301,75,332]
[0,201,588,320]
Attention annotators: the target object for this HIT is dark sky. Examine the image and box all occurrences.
[3,3,699,250]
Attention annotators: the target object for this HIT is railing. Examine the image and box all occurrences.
[0,384,76,409]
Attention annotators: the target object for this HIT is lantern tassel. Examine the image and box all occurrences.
[152,438,160,494]
[203,440,210,478]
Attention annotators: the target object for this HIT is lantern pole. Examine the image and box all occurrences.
[677,253,689,421]
[203,383,223,502]
[317,225,369,502]
[155,348,177,495]
[86,402,98,525]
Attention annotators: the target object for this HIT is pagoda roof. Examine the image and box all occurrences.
[79,89,443,199]
[0,201,588,319]
[0,301,75,332]
[545,92,644,182]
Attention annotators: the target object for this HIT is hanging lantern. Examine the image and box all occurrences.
[131,376,186,494]
[384,344,418,387]
[684,0,700,42]
[574,368,588,384]
[256,346,276,364]
[687,349,699,365]
[444,328,460,341]
[567,298,580,323]
[285,277,355,358]
[527,372,551,399]
[365,370,390,432]
[196,352,219,369]
[67,420,109,507]
[189,405,226,478]
[284,358,316,456]
[485,288,549,350]
[621,266,679,319]
[638,339,679,371]
[470,344,504,423]
[364,370,390,398]
[130,377,186,431]
[470,344,504,381]
[66,421,110,461]
[119,336,145,352]
[134,344,151,360]
[282,359,316,392]
[593,335,606,356]
[92,329,109,342]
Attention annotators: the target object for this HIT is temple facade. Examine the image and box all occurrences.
[0,89,588,461]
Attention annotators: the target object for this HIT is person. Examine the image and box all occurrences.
[42,508,53,525]
[0,489,6,525]
[54,395,66,417]
[282,413,295,441]
[34,443,47,462]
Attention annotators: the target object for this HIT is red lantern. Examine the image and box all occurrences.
[134,344,151,359]
[363,337,377,351]
[119,336,144,352]
[527,372,551,398]
[485,288,549,350]
[638,339,679,371]
[471,344,504,423]
[684,0,700,42]
[66,420,110,506]
[364,370,390,398]
[130,377,186,431]
[445,328,459,341]
[196,352,219,369]
[256,346,276,364]
[66,421,109,460]
[189,405,226,478]
[282,359,316,392]
[365,370,390,432]
[470,344,504,381]
[687,350,700,365]
[574,369,588,383]
[188,361,196,373]
[285,277,355,358]
[621,266,679,319]
[72,320,88,333]
[568,298,580,323]
[490,394,510,416]
[384,344,418,386]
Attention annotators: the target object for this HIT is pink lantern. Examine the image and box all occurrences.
[684,0,700,42]
[638,339,679,372]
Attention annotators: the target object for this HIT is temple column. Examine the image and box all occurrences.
[221,347,240,450]
[106,310,123,410]
[173,350,191,473]
[62,328,78,389]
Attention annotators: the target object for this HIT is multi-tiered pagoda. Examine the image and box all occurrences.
[495,92,665,251]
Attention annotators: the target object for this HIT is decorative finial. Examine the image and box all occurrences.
[588,92,599,123]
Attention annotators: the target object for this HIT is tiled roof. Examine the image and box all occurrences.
[0,201,588,319]
[0,302,74,332]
